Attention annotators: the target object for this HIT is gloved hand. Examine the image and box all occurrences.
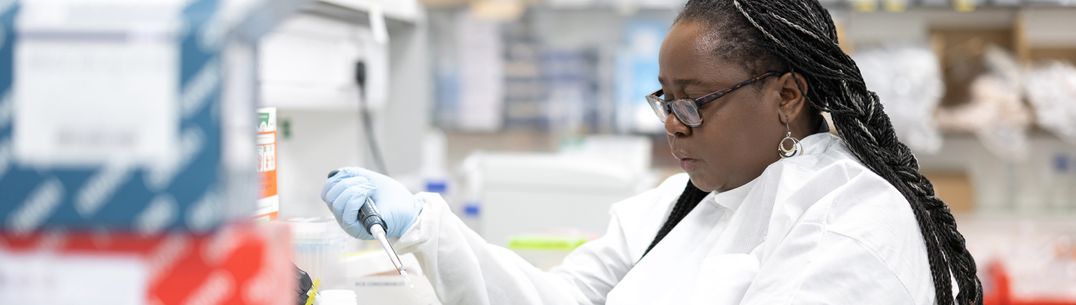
[321,167,423,239]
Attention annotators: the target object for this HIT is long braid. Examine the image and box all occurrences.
[644,181,709,256]
[672,1,983,304]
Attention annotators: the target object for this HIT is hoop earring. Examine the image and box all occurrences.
[778,123,801,158]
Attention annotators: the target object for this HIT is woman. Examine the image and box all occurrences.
[321,0,983,304]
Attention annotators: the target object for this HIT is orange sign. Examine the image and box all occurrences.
[257,108,279,221]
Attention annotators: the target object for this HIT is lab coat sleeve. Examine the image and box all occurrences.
[393,193,634,305]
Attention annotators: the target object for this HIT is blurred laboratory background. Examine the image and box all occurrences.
[1,0,1076,304]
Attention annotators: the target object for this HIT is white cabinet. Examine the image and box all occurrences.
[259,14,365,110]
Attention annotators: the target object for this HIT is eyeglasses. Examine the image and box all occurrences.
[646,71,783,128]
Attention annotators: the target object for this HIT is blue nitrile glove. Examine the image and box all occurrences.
[321,167,423,240]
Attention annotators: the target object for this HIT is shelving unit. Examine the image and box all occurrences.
[422,2,1076,220]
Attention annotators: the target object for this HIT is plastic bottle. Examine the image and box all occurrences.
[462,202,482,235]
[425,180,448,196]
[421,130,451,200]
[457,154,484,236]
[1051,153,1073,211]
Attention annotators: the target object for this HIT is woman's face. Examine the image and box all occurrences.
[658,21,788,192]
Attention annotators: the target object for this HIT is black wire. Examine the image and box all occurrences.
[356,61,388,175]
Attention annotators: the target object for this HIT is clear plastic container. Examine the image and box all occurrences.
[287,217,357,289]
[339,252,443,305]
[1049,153,1073,211]
[316,289,358,305]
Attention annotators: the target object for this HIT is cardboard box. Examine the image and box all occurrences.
[929,27,1016,108]
[0,223,294,305]
[923,170,976,214]
[0,1,304,232]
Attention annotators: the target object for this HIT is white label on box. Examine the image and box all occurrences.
[0,252,148,305]
[12,29,178,166]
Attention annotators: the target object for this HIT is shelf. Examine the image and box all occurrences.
[427,0,1076,12]
[826,0,1076,12]
[308,0,423,24]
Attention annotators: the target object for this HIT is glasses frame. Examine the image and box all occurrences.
[646,71,784,128]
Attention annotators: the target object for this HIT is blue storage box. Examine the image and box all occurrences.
[0,0,305,233]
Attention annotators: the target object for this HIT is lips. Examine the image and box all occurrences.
[679,158,699,171]
[672,149,699,171]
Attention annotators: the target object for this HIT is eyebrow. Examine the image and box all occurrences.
[657,77,706,87]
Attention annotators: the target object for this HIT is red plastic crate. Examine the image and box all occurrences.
[0,223,294,305]
[984,260,1076,305]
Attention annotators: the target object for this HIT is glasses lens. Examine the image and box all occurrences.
[646,95,668,122]
[670,100,702,126]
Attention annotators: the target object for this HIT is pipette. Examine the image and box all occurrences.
[328,170,409,279]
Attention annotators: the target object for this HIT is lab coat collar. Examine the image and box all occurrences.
[707,132,839,211]
[798,131,841,157]
[709,179,754,211]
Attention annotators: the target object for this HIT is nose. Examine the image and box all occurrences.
[664,112,691,137]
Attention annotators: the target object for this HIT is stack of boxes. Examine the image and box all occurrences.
[0,1,305,304]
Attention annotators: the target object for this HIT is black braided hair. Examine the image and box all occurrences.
[643,181,708,256]
[645,1,983,304]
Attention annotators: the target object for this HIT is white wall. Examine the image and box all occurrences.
[276,109,364,218]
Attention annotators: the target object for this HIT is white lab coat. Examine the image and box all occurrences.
[395,133,954,305]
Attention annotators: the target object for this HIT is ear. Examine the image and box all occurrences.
[775,72,809,124]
